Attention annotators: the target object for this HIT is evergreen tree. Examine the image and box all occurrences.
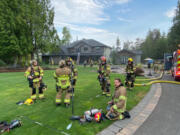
[168,0,180,52]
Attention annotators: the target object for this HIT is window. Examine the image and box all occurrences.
[96,47,101,50]
[84,47,88,51]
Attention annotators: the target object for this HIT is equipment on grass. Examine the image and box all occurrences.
[0,120,22,134]
[24,98,33,105]
[94,112,102,123]
[70,108,104,124]
[16,101,24,106]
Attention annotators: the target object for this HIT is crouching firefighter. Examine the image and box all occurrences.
[125,58,136,90]
[24,60,46,100]
[106,78,129,120]
[98,56,111,96]
[54,60,72,107]
[65,57,78,97]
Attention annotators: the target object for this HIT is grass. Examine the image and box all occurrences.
[0,66,150,135]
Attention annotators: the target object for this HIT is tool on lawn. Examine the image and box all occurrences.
[70,108,105,124]
[67,87,76,130]
[18,115,69,135]
[0,120,22,134]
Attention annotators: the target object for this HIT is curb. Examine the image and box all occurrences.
[97,83,162,135]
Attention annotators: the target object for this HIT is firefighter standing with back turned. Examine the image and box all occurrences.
[24,60,45,100]
[125,58,135,90]
[65,57,78,96]
[98,56,111,97]
[54,60,72,107]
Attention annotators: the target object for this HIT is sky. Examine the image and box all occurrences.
[51,0,178,47]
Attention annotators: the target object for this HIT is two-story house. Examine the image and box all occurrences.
[42,39,112,64]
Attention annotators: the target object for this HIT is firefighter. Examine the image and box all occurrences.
[125,58,135,90]
[24,60,45,100]
[153,61,159,74]
[178,44,180,50]
[106,78,127,120]
[54,60,72,107]
[65,57,78,96]
[90,59,94,67]
[98,56,111,97]
[83,60,87,68]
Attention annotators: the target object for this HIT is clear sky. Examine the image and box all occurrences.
[51,0,178,47]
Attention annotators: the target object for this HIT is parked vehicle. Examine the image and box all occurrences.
[171,50,180,81]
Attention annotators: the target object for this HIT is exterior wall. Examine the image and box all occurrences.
[116,52,135,64]
[71,43,92,53]
[135,55,141,64]
[42,40,112,65]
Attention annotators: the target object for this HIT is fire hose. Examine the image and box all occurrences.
[135,72,164,81]
[134,80,180,86]
[134,72,180,86]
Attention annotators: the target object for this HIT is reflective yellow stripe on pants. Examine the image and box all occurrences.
[56,99,61,103]
[64,99,70,104]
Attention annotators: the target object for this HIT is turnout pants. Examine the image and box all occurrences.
[125,73,135,88]
[55,86,71,105]
[29,81,44,100]
[99,76,111,96]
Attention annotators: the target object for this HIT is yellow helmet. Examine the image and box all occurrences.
[128,58,133,62]
[24,98,33,105]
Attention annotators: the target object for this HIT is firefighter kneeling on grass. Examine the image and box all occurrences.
[24,60,46,100]
[98,56,111,97]
[106,78,129,120]
[54,60,72,107]
[125,58,136,90]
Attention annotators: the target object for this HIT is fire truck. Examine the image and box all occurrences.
[171,49,180,81]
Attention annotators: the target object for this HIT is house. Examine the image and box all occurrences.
[42,39,112,64]
[115,49,142,65]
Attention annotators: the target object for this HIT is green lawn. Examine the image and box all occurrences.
[0,66,150,135]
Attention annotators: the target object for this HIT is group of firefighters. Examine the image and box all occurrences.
[24,56,135,121]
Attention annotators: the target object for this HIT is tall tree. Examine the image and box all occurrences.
[62,27,71,45]
[116,36,121,51]
[123,40,132,50]
[0,0,60,65]
[168,0,180,52]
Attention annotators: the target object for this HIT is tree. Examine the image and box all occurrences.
[116,36,121,51]
[123,40,132,50]
[168,1,180,52]
[62,27,71,45]
[0,0,60,66]
[140,29,168,60]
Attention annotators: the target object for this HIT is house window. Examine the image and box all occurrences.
[96,47,101,50]
[84,47,88,51]
[76,48,81,52]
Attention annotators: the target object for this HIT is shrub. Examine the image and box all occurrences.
[0,59,7,67]
[135,67,144,76]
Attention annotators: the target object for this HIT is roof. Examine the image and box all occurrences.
[60,46,68,54]
[118,49,142,55]
[67,39,112,49]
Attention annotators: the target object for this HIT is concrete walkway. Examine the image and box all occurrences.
[133,74,180,135]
